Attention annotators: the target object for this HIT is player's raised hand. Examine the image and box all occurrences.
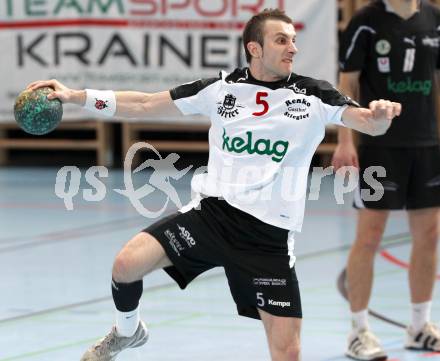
[26,79,85,105]
[367,99,401,135]
[370,99,401,120]
[341,100,402,137]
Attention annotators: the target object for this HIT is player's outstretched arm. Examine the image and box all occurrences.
[341,99,401,136]
[26,79,182,118]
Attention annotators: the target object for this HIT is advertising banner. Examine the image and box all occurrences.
[0,0,337,121]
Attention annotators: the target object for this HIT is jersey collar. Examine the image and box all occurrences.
[245,68,292,89]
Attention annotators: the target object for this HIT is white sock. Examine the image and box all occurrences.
[411,301,431,332]
[352,309,369,332]
[115,306,140,337]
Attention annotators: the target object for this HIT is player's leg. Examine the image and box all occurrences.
[408,208,439,305]
[347,209,389,314]
[346,146,409,360]
[228,263,302,361]
[81,200,220,361]
[111,232,172,337]
[258,310,301,361]
[221,218,302,360]
[80,232,171,361]
[345,209,389,361]
[405,207,440,351]
[404,146,440,351]
[348,146,402,316]
[407,208,440,348]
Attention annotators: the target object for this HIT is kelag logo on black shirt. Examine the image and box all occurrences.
[387,77,432,96]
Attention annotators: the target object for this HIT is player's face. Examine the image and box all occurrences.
[261,20,297,79]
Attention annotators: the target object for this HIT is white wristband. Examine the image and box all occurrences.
[84,89,116,117]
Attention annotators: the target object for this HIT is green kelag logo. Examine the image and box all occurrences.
[387,77,432,95]
[222,128,289,163]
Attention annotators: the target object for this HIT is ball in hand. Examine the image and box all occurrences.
[14,87,63,135]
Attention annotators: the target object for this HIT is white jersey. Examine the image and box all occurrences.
[170,68,357,232]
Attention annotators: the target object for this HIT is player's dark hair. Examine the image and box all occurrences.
[243,8,294,63]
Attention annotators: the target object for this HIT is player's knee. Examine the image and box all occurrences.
[354,237,381,253]
[112,252,133,283]
[355,227,384,252]
[425,223,439,244]
[414,224,439,250]
[273,339,300,361]
[284,343,300,361]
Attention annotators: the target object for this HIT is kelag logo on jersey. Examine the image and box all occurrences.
[217,93,245,118]
[222,128,289,163]
[387,77,432,95]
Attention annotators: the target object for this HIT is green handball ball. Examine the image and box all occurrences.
[14,87,63,135]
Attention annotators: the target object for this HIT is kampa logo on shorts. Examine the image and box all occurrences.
[222,128,289,163]
[177,224,196,246]
[268,299,291,308]
[387,77,432,95]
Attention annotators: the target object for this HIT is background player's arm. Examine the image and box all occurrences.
[26,79,182,118]
[338,72,360,144]
[332,71,362,169]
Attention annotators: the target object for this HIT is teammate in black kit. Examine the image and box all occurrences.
[333,0,440,359]
[28,9,401,361]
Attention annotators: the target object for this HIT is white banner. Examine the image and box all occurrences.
[0,0,336,121]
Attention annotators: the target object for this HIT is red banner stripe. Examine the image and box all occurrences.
[0,19,304,30]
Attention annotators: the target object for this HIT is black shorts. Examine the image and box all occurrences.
[355,146,440,210]
[143,197,302,320]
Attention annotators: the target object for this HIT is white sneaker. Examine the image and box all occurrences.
[80,321,149,361]
[406,322,440,352]
[346,329,388,361]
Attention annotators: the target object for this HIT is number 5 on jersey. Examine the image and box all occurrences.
[253,91,269,116]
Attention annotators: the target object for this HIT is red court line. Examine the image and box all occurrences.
[380,250,440,280]
[422,352,440,357]
[0,19,304,30]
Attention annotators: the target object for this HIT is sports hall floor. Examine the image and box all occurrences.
[0,166,439,361]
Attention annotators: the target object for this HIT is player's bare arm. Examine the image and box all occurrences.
[342,99,401,137]
[26,79,182,118]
